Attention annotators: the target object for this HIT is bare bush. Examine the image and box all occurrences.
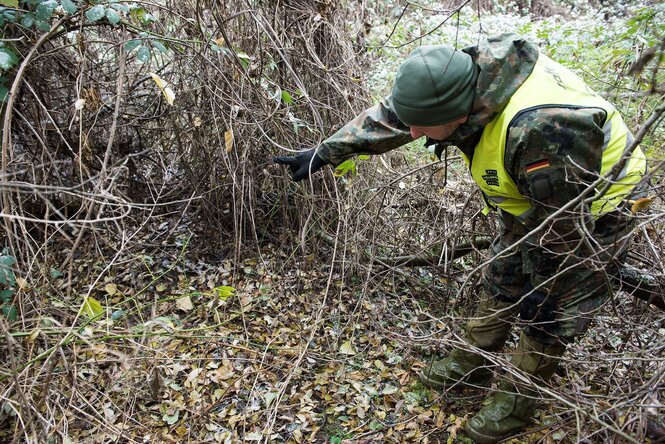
[0,1,663,443]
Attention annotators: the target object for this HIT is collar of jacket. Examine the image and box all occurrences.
[440,33,540,151]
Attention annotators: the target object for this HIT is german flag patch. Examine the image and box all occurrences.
[525,159,550,174]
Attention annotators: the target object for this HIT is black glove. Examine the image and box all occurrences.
[273,148,328,181]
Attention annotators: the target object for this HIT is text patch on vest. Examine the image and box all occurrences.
[482,169,499,187]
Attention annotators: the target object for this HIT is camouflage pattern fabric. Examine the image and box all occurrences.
[317,98,412,166]
[507,106,606,227]
[318,33,539,165]
[482,208,638,345]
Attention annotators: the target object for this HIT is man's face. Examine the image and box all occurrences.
[409,116,468,141]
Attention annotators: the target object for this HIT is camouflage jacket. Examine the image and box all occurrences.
[317,33,625,231]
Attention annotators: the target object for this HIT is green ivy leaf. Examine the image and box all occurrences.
[35,0,57,21]
[141,11,154,23]
[334,159,357,177]
[2,304,17,321]
[85,5,106,22]
[151,40,168,53]
[105,8,120,25]
[369,420,384,430]
[136,45,151,63]
[110,3,129,12]
[281,90,293,105]
[0,1,18,8]
[81,296,104,319]
[2,10,18,23]
[20,14,34,28]
[235,51,250,69]
[0,253,16,287]
[213,286,235,301]
[61,0,78,14]
[35,18,51,31]
[0,84,8,102]
[124,39,142,52]
[0,253,15,267]
[162,410,179,425]
[0,289,13,302]
[0,48,17,70]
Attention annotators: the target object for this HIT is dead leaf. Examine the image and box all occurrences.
[149,72,176,106]
[224,129,234,153]
[185,368,203,388]
[176,295,193,311]
[28,329,40,342]
[150,367,162,400]
[244,432,262,441]
[239,294,253,309]
[175,425,188,437]
[15,277,28,290]
[264,391,278,408]
[339,340,356,355]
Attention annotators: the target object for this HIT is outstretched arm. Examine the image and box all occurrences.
[317,97,413,166]
[274,97,413,181]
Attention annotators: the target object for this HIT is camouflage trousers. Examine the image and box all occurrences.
[478,208,637,345]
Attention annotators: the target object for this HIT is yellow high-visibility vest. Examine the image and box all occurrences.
[461,54,646,219]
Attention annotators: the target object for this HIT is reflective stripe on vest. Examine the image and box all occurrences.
[463,54,646,219]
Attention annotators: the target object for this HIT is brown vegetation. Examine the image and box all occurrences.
[0,1,663,443]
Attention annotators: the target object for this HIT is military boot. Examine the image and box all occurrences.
[419,296,518,390]
[464,333,566,443]
[419,346,493,390]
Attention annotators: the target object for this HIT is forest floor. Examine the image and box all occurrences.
[6,232,660,444]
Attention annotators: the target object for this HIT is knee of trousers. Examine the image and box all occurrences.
[521,277,610,344]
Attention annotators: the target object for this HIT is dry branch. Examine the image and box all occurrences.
[373,235,492,266]
[373,238,665,310]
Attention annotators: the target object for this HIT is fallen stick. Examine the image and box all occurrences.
[373,239,665,311]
